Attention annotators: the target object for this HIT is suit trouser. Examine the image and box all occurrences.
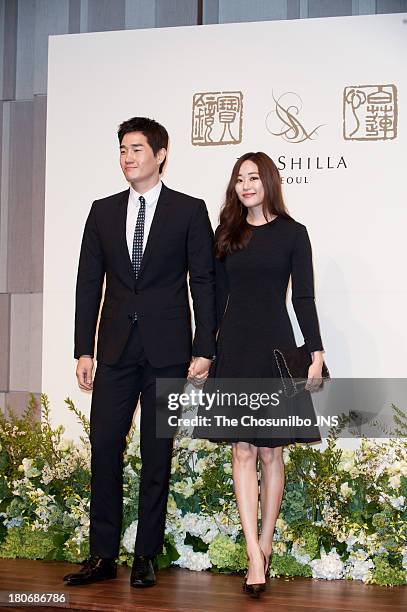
[89,322,188,558]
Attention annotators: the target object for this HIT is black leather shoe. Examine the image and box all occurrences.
[130,555,156,588]
[63,556,117,585]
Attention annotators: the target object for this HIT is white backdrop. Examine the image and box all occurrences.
[43,14,407,439]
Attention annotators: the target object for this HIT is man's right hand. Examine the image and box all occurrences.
[76,356,94,391]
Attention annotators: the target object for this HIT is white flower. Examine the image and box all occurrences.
[223,462,232,475]
[310,548,344,580]
[21,458,40,479]
[182,513,219,544]
[194,458,208,474]
[344,549,374,582]
[339,482,353,500]
[274,541,287,554]
[194,476,204,489]
[126,433,140,457]
[173,544,212,571]
[212,511,240,540]
[275,518,288,532]
[58,439,74,452]
[123,521,138,553]
[176,437,191,449]
[388,474,401,490]
[338,449,356,474]
[173,478,195,498]
[389,496,405,510]
[188,439,206,452]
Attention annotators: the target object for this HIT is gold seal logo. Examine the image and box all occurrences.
[343,85,397,141]
[192,91,243,146]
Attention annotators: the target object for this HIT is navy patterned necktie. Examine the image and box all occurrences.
[131,195,146,279]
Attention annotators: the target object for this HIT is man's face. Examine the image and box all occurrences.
[119,131,165,186]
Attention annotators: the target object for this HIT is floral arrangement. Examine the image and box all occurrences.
[0,394,406,586]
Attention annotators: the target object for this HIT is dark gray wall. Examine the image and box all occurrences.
[1,0,406,414]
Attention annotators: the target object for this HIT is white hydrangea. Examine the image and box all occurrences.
[389,496,405,510]
[212,511,240,540]
[123,520,138,553]
[344,549,374,582]
[310,548,344,580]
[182,512,219,544]
[173,544,212,571]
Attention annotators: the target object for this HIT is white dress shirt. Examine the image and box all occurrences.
[126,180,162,259]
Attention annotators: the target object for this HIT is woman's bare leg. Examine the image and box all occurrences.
[232,442,265,584]
[258,446,285,570]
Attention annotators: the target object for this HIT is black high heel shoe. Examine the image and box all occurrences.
[242,551,266,598]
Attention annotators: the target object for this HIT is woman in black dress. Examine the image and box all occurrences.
[201,152,325,597]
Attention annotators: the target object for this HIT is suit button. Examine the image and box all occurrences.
[128,314,133,320]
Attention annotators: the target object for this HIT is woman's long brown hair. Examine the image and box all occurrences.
[215,152,291,259]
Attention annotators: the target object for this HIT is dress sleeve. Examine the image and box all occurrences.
[291,224,324,353]
[214,226,230,331]
[215,256,229,331]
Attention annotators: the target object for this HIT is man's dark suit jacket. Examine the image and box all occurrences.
[74,182,217,367]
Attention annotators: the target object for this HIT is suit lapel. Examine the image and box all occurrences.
[117,189,135,281]
[137,182,171,279]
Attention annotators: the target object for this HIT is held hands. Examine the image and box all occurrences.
[305,351,324,393]
[187,356,212,387]
[76,356,94,391]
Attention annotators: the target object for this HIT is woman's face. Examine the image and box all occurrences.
[235,160,265,210]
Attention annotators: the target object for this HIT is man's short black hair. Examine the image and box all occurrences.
[118,117,169,174]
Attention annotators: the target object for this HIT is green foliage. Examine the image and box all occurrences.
[185,533,208,552]
[271,553,312,577]
[281,486,309,523]
[156,534,180,570]
[63,534,89,563]
[299,525,320,559]
[284,438,343,524]
[0,396,406,585]
[390,404,407,438]
[208,535,247,572]
[371,555,407,586]
[0,525,55,559]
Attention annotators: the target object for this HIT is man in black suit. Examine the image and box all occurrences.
[63,117,216,587]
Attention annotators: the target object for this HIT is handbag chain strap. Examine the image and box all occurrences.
[273,349,298,398]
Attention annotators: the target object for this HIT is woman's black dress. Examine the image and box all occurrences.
[195,216,323,447]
